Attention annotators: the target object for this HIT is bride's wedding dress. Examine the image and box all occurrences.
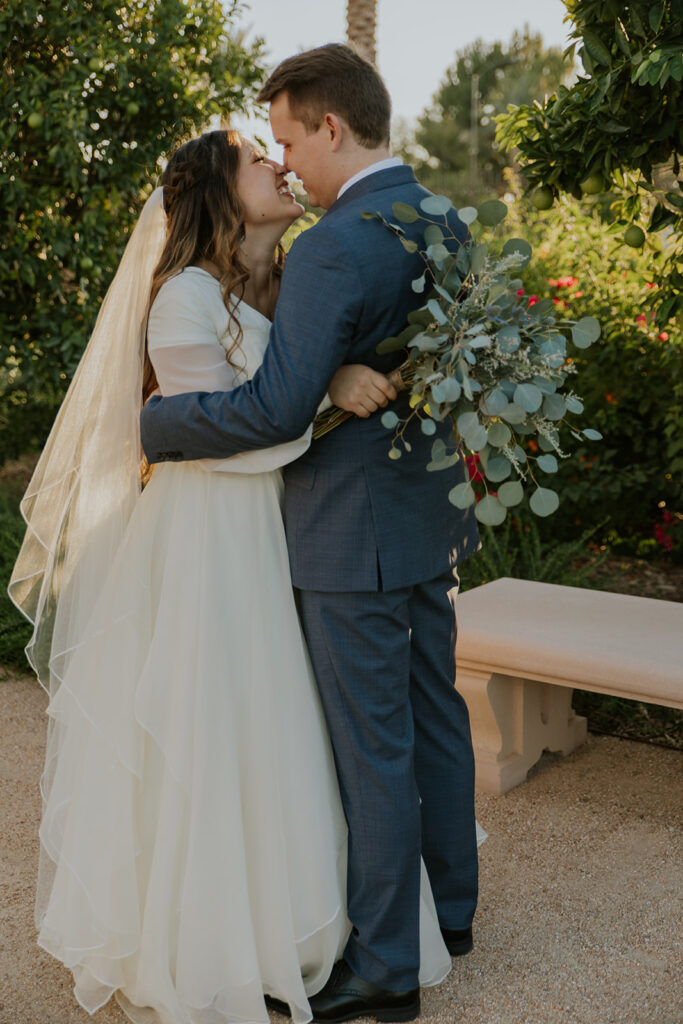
[34,267,454,1024]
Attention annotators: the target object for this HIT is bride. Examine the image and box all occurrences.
[9,129,459,1024]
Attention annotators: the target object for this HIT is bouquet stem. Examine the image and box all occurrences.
[313,361,413,440]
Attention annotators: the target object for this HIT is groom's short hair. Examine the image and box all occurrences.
[257,43,391,149]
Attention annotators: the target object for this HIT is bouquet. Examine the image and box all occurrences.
[313,195,602,526]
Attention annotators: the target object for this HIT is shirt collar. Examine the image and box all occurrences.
[337,157,404,200]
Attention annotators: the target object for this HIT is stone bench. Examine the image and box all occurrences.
[455,577,683,794]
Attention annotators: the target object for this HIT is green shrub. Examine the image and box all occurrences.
[0,489,32,670]
[0,0,266,461]
[505,193,682,555]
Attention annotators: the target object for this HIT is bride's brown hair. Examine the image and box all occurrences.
[142,130,284,404]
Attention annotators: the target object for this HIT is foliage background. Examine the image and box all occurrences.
[0,0,266,459]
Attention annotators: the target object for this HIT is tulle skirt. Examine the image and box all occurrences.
[37,462,452,1024]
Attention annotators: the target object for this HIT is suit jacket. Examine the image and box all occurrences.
[140,166,479,591]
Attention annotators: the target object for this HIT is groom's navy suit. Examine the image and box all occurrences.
[141,166,480,990]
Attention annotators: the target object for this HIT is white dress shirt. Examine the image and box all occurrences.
[337,157,403,199]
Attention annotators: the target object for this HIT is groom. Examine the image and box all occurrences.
[141,44,479,1023]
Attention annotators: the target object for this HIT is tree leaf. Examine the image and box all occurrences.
[583,29,612,67]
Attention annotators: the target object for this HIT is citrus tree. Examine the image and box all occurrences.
[0,0,266,459]
[496,0,683,325]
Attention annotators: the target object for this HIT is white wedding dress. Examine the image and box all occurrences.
[36,267,455,1024]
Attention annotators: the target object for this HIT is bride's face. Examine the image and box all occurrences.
[236,140,304,229]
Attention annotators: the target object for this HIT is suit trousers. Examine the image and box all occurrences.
[298,569,478,991]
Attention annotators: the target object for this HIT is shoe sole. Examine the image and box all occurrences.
[311,1003,420,1023]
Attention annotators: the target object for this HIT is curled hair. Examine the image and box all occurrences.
[257,43,391,149]
[142,130,284,405]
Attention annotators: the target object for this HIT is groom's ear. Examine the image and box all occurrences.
[322,113,345,152]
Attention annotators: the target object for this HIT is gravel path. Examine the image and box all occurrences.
[1,672,681,1024]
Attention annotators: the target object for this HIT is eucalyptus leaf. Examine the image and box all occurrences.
[583,428,603,440]
[427,451,460,472]
[392,202,419,223]
[421,418,436,435]
[424,224,445,246]
[486,421,512,447]
[381,410,399,430]
[571,317,601,348]
[432,282,455,303]
[481,389,508,416]
[471,243,488,275]
[376,335,407,355]
[420,194,453,216]
[388,447,402,460]
[500,402,526,424]
[448,482,475,509]
[537,454,558,473]
[457,412,479,436]
[431,377,461,403]
[457,206,478,225]
[427,298,448,325]
[565,396,584,414]
[400,238,418,254]
[476,199,508,227]
[431,438,446,461]
[411,274,426,293]
[464,424,488,452]
[529,487,560,517]
[475,494,507,526]
[543,393,566,420]
[502,237,532,267]
[497,326,520,353]
[514,383,543,413]
[469,334,491,349]
[427,242,450,264]
[484,456,512,482]
[498,480,524,507]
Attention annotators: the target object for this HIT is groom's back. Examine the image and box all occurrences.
[283,167,479,593]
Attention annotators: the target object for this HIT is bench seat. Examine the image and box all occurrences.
[455,578,683,794]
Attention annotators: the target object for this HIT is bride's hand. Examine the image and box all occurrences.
[329,365,398,418]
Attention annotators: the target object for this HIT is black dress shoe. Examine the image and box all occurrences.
[307,959,420,1023]
[440,925,473,956]
[264,993,291,1017]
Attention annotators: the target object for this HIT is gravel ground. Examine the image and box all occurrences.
[1,673,681,1024]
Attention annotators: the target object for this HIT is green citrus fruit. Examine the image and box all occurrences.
[80,255,94,270]
[126,101,140,116]
[531,187,554,211]
[27,112,43,129]
[88,57,102,72]
[624,225,645,248]
[580,173,606,195]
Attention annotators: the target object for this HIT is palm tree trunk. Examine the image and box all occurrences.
[346,0,377,66]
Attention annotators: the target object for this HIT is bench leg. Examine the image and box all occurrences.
[457,669,587,795]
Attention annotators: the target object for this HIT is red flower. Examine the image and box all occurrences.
[636,314,647,325]
[645,282,658,289]
[571,290,584,298]
[556,276,579,288]
[658,332,669,341]
[465,453,484,483]
[546,278,559,287]
[516,289,525,297]
[528,295,538,306]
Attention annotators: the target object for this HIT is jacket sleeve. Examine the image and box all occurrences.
[140,228,363,463]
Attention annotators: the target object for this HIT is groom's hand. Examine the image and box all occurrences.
[328,365,398,418]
